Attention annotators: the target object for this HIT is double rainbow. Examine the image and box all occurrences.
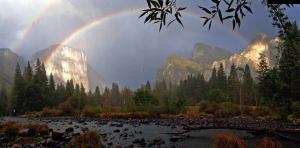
[13,5,249,64]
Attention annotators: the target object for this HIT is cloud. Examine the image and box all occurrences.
[0,0,298,88]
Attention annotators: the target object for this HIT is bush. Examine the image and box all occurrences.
[66,131,102,148]
[212,133,247,148]
[255,137,282,148]
[41,107,62,117]
[208,89,229,103]
[81,106,101,117]
[198,100,218,114]
[292,101,300,118]
[216,102,240,118]
[4,123,19,137]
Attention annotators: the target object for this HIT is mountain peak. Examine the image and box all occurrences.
[192,42,232,65]
[32,45,106,92]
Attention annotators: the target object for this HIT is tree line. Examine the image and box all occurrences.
[0,22,299,119]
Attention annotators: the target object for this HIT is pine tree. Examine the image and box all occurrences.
[228,63,239,103]
[279,22,300,102]
[257,53,270,103]
[29,59,46,111]
[75,84,80,97]
[80,83,86,97]
[94,86,101,99]
[217,63,227,90]
[194,73,207,101]
[0,85,9,115]
[48,73,56,106]
[257,53,269,82]
[145,80,151,91]
[242,64,255,105]
[101,87,111,107]
[209,66,218,89]
[56,83,67,104]
[111,82,120,106]
[12,63,25,115]
[120,86,133,108]
[24,62,33,82]
[66,80,75,97]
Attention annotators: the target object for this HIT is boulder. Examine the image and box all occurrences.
[11,144,22,148]
[51,132,64,141]
[18,129,36,137]
[65,127,74,133]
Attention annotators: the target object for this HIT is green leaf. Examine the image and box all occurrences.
[147,0,152,8]
[208,21,212,30]
[144,14,153,23]
[139,11,148,18]
[212,0,220,4]
[151,0,159,7]
[243,5,253,14]
[167,19,176,27]
[198,6,211,14]
[158,0,163,8]
[232,19,235,30]
[218,9,223,23]
[178,7,186,11]
[159,22,163,31]
[203,18,209,26]
[166,0,171,6]
[175,13,184,27]
[223,16,233,20]
[226,8,235,12]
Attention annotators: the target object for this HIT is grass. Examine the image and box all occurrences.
[66,131,102,148]
[0,122,49,137]
[255,137,282,148]
[212,133,247,148]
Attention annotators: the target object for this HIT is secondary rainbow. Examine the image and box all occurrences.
[13,1,56,53]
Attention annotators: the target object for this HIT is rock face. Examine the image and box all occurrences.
[192,43,232,65]
[0,48,26,86]
[157,55,211,84]
[32,44,106,92]
[157,43,233,84]
[211,33,278,75]
[158,33,278,84]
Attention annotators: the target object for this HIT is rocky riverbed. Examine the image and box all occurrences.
[1,117,300,148]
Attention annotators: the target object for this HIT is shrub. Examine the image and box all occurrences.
[216,102,240,118]
[212,133,247,148]
[292,101,300,118]
[255,137,282,148]
[66,131,102,148]
[58,100,75,116]
[198,100,211,113]
[81,106,101,117]
[208,89,229,103]
[41,107,62,117]
[4,123,19,137]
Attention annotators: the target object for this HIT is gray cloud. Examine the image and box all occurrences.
[0,0,299,88]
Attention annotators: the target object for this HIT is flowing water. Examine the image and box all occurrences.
[2,117,300,148]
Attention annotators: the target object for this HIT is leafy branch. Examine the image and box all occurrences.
[199,0,252,30]
[139,0,186,31]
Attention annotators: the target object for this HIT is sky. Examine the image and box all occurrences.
[0,0,299,88]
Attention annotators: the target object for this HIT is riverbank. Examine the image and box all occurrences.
[1,116,300,147]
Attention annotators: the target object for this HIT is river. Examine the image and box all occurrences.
[1,117,300,148]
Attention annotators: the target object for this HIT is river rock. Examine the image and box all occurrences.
[110,122,123,127]
[18,129,36,137]
[11,144,22,148]
[169,136,181,142]
[51,132,64,141]
[132,138,146,146]
[65,127,74,133]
